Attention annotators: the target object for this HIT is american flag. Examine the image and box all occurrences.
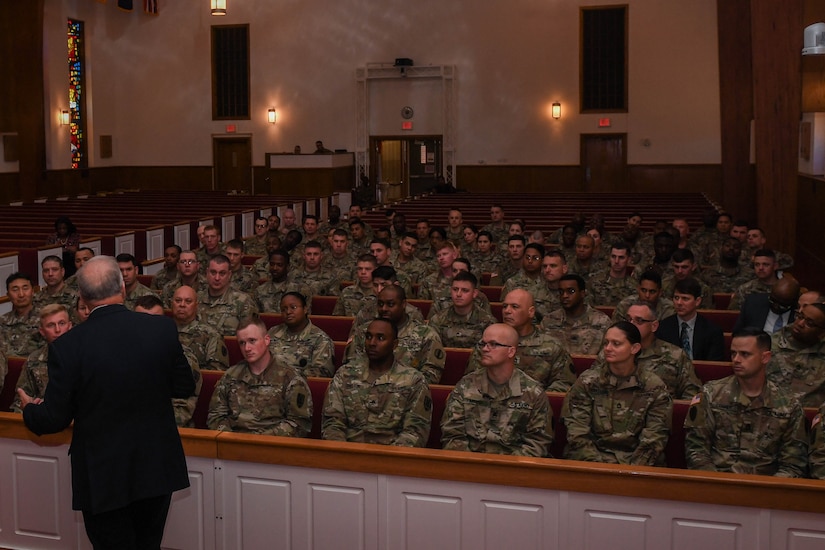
[144,0,158,14]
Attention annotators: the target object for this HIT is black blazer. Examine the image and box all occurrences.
[733,293,796,333]
[23,304,194,514]
[658,313,725,362]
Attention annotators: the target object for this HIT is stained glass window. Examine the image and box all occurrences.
[68,19,85,169]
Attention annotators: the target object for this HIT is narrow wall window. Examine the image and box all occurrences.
[581,6,628,112]
[212,25,250,119]
[68,19,86,169]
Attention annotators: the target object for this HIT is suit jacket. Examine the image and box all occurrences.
[658,313,725,362]
[733,292,796,334]
[23,304,194,514]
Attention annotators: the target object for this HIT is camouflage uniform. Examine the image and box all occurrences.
[32,285,80,323]
[230,267,260,294]
[684,376,807,477]
[446,226,466,245]
[252,279,313,314]
[11,345,48,412]
[345,316,445,384]
[243,236,268,257]
[440,367,554,457]
[322,358,432,446]
[322,253,356,282]
[333,284,375,317]
[499,271,543,301]
[481,223,509,246]
[470,250,506,277]
[533,283,562,322]
[700,264,754,295]
[207,356,312,436]
[496,260,522,285]
[350,237,372,259]
[567,257,606,278]
[466,327,576,392]
[661,275,714,309]
[123,283,155,311]
[809,402,825,479]
[0,349,6,395]
[150,269,178,292]
[392,253,432,286]
[427,290,491,321]
[177,319,229,371]
[593,338,701,399]
[173,348,203,428]
[766,327,825,407]
[612,295,676,322]
[161,274,208,307]
[251,255,271,283]
[429,304,497,349]
[196,245,225,273]
[588,270,636,307]
[562,363,673,465]
[728,278,774,311]
[267,321,335,378]
[197,288,259,337]
[540,306,611,355]
[288,267,341,296]
[0,309,43,357]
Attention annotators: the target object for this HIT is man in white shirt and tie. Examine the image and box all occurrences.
[733,277,800,335]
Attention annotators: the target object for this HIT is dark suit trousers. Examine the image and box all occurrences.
[82,493,172,550]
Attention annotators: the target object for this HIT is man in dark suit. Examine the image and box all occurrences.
[733,276,800,334]
[18,256,195,549]
[658,277,725,361]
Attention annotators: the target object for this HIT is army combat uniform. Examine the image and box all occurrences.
[322,358,432,447]
[177,319,229,371]
[562,363,672,465]
[267,321,335,378]
[429,304,496,349]
[466,327,576,392]
[440,367,554,457]
[700,264,754,296]
[540,305,611,355]
[150,269,178,292]
[0,309,43,357]
[252,279,313,314]
[173,348,203,428]
[11,346,47,412]
[230,267,260,294]
[588,270,636,307]
[612,295,675,322]
[684,376,807,477]
[207,356,312,436]
[499,271,544,301]
[32,285,80,323]
[197,288,259,337]
[809,402,825,479]
[288,267,341,296]
[332,284,375,317]
[123,283,156,311]
[766,327,825,407]
[161,274,208,307]
[728,278,774,311]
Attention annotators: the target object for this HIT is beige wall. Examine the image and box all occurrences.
[40,0,720,171]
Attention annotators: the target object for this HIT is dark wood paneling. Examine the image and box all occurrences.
[796,175,825,288]
[751,0,803,256]
[262,167,354,196]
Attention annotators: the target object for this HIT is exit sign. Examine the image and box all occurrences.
[598,118,611,128]
[402,121,413,130]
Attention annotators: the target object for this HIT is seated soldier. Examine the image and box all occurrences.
[267,213,280,234]
[289,240,341,296]
[322,228,355,281]
[685,328,807,477]
[562,321,672,465]
[370,237,413,296]
[198,255,259,337]
[766,302,825,407]
[460,224,479,258]
[660,248,713,307]
[541,274,611,355]
[150,245,181,292]
[350,266,424,330]
[333,254,378,317]
[322,318,432,447]
[613,270,675,322]
[441,323,554,457]
[481,203,509,246]
[196,225,225,270]
[811,399,825,479]
[728,249,780,310]
[250,232,284,282]
[253,249,312,313]
[244,216,270,256]
[567,235,605,277]
[224,239,259,294]
[207,317,312,436]
[429,271,496,349]
[557,224,579,263]
[418,240,458,302]
[659,278,725,361]
[345,285,445,384]
[161,250,207,306]
[347,204,373,238]
[745,227,793,271]
[267,292,334,378]
[634,231,677,281]
[588,242,636,307]
[493,234,526,284]
[318,205,348,240]
[32,255,79,322]
[413,219,433,262]
[299,214,322,245]
[64,247,94,291]
[533,250,568,320]
[10,304,72,412]
[392,232,431,286]
[700,237,754,295]
[471,230,505,277]
[500,243,545,300]
[445,208,466,244]
[279,208,299,236]
[603,301,700,399]
[1,272,44,357]
[426,257,491,320]
[466,289,575,392]
[116,253,155,310]
[171,285,229,371]
[133,295,204,427]
[348,217,371,257]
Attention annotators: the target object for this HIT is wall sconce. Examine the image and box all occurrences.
[551,102,562,120]
[60,110,70,126]
[267,108,277,124]
[211,0,226,16]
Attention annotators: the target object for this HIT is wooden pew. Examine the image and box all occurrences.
[193,370,224,429]
[0,356,26,412]
[441,348,472,385]
[259,313,354,342]
[311,295,338,316]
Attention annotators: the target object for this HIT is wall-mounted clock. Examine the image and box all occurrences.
[401,106,414,119]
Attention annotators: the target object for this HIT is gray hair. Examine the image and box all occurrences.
[77,256,124,303]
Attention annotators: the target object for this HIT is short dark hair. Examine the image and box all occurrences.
[674,277,702,299]
[42,255,64,267]
[452,270,478,287]
[560,273,586,291]
[525,243,545,256]
[332,228,349,238]
[453,257,472,272]
[508,234,526,245]
[304,240,323,251]
[303,214,318,223]
[134,294,164,311]
[368,317,398,339]
[477,230,494,241]
[349,217,364,229]
[5,272,33,289]
[638,270,662,288]
[166,244,183,255]
[372,266,397,281]
[428,227,447,240]
[209,254,230,267]
[226,239,244,251]
[268,249,290,263]
[281,291,307,307]
[544,249,567,263]
[732,327,771,351]
[115,253,139,267]
[401,231,418,241]
[611,241,630,254]
[752,248,776,260]
[671,248,696,263]
[356,253,378,265]
[370,238,391,249]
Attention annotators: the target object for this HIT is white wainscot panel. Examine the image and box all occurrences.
[174,224,190,249]
[308,483,369,550]
[221,216,235,241]
[163,457,215,550]
[0,253,19,295]
[114,233,134,256]
[770,510,825,550]
[13,453,62,539]
[241,212,255,238]
[482,501,548,550]
[146,228,165,260]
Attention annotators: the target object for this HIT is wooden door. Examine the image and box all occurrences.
[213,137,252,192]
[581,134,627,192]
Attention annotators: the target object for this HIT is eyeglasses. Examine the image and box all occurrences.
[620,314,656,325]
[557,288,578,295]
[475,340,514,351]
[178,259,198,265]
[795,311,825,330]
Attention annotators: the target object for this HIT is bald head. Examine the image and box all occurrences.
[770,277,801,313]
[484,323,519,347]
[172,285,199,324]
[799,289,825,311]
[77,256,125,306]
[501,288,536,334]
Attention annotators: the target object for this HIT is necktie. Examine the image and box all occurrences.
[680,321,692,359]
[773,314,785,333]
